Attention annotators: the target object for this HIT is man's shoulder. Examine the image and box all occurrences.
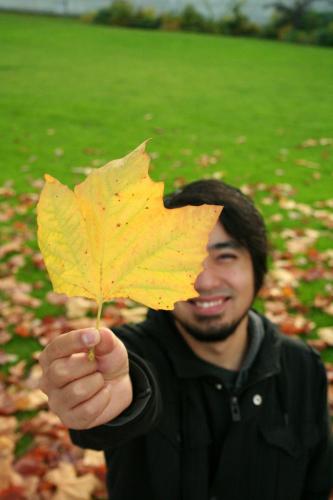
[262,314,324,376]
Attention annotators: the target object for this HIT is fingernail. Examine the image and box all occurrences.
[82,329,98,346]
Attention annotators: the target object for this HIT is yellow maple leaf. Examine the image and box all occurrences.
[37,141,222,317]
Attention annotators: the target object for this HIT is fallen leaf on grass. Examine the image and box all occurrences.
[173,176,187,189]
[120,306,148,323]
[0,416,17,435]
[299,137,333,148]
[328,385,333,414]
[12,388,48,411]
[269,268,298,287]
[0,240,22,259]
[196,153,220,167]
[14,454,48,478]
[295,159,320,169]
[0,436,23,490]
[6,254,26,271]
[11,289,41,308]
[46,291,68,306]
[45,462,101,500]
[314,294,333,315]
[8,361,26,383]
[21,364,43,390]
[326,364,333,383]
[279,315,314,335]
[318,327,333,346]
[0,352,18,365]
[0,331,11,345]
[20,411,66,440]
[0,384,17,415]
[287,237,318,254]
[307,339,328,351]
[82,449,105,467]
[0,186,15,197]
[65,297,96,319]
[31,252,45,270]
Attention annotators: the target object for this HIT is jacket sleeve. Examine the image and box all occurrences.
[69,347,162,451]
[301,355,333,500]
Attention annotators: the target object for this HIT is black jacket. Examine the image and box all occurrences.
[70,310,333,500]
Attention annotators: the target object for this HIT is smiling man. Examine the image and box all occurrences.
[39,180,333,500]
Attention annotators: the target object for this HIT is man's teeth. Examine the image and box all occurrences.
[194,299,227,308]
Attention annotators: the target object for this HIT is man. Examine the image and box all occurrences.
[39,180,333,500]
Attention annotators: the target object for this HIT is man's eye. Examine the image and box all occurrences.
[217,253,237,261]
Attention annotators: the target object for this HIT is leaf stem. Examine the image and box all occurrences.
[96,300,103,329]
[88,299,103,362]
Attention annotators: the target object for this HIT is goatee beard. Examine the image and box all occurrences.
[174,311,248,343]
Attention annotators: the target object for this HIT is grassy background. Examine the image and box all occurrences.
[0,12,332,199]
[0,12,332,367]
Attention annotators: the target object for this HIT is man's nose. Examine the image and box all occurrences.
[194,260,221,292]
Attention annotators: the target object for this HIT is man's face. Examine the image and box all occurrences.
[172,222,255,342]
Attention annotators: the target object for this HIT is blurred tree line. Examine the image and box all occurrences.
[82,0,333,46]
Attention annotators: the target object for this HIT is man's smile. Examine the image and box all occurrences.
[187,295,232,316]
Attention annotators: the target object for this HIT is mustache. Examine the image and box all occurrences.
[189,290,234,300]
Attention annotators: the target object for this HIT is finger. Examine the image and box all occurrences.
[94,328,129,381]
[40,328,100,368]
[61,384,111,430]
[45,352,98,389]
[93,327,116,357]
[49,371,105,412]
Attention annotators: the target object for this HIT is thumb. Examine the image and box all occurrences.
[94,327,116,357]
[94,327,129,380]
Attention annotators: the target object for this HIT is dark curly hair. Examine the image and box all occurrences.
[164,179,268,295]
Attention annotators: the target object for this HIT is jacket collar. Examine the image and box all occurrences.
[144,309,282,385]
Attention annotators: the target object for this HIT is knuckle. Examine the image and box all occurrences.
[72,382,85,398]
[80,403,97,423]
[53,361,68,383]
[52,341,65,359]
[46,364,64,387]
[94,371,104,386]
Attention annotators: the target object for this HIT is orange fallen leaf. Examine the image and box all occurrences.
[307,339,328,351]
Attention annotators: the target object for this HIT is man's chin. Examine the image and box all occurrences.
[193,313,224,323]
[175,318,243,343]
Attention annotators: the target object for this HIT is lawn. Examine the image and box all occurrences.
[0,12,332,497]
[0,12,332,199]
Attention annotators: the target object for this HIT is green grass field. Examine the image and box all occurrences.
[0,12,332,199]
[0,13,332,367]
